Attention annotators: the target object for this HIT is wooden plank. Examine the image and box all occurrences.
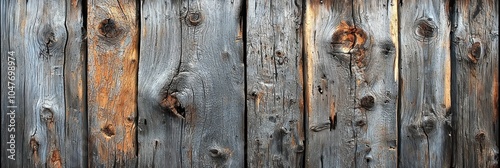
[137,0,182,167]
[87,0,138,167]
[1,0,26,167]
[305,0,399,167]
[399,0,453,167]
[22,0,71,167]
[452,0,499,167]
[246,0,304,167]
[351,0,399,167]
[64,0,87,167]
[137,0,245,167]
[304,0,354,167]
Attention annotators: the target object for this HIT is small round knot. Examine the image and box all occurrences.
[414,18,437,41]
[360,95,375,109]
[186,12,203,26]
[98,18,121,38]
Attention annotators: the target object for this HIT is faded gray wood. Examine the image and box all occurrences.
[351,0,399,167]
[1,0,26,167]
[304,0,357,167]
[138,0,245,167]
[64,0,87,167]
[246,0,304,167]
[399,0,453,167]
[452,0,499,167]
[22,0,69,167]
[87,0,138,167]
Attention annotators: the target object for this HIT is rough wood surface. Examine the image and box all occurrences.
[399,0,453,167]
[87,0,138,167]
[452,0,499,167]
[137,0,245,167]
[246,0,305,167]
[304,0,357,167]
[304,0,399,167]
[1,0,27,167]
[351,0,399,167]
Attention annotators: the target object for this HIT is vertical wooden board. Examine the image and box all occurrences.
[87,0,138,167]
[351,0,399,167]
[138,0,245,167]
[137,0,183,167]
[21,0,71,167]
[246,0,304,167]
[452,0,499,167]
[304,0,357,167]
[1,0,26,167]
[399,0,452,167]
[64,0,87,167]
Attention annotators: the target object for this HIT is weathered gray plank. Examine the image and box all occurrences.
[452,0,499,167]
[64,0,87,167]
[351,0,399,167]
[21,0,70,167]
[1,0,26,167]
[138,0,245,167]
[137,0,182,167]
[87,0,138,167]
[304,0,357,167]
[399,0,453,167]
[246,0,304,167]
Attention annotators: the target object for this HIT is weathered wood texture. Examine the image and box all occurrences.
[1,0,26,167]
[137,0,245,167]
[246,0,305,167]
[65,0,88,167]
[1,0,87,167]
[399,0,453,167]
[304,0,398,167]
[87,0,138,167]
[1,0,499,167]
[452,0,499,167]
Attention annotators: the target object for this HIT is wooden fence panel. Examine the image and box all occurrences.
[246,0,304,167]
[0,0,499,167]
[87,0,138,167]
[1,0,27,167]
[452,0,499,167]
[138,0,245,167]
[399,0,453,167]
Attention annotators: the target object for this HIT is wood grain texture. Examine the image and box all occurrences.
[137,0,245,167]
[351,0,399,167]
[304,0,357,167]
[246,0,304,167]
[452,0,499,167]
[87,0,138,167]
[23,0,70,167]
[64,0,87,167]
[399,0,453,167]
[1,0,27,167]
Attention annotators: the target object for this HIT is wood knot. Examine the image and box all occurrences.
[360,95,374,109]
[30,138,39,152]
[468,41,482,63]
[331,21,367,54]
[101,124,115,137]
[186,12,203,26]
[475,131,486,142]
[40,107,54,122]
[209,147,228,158]
[98,18,121,38]
[160,94,185,118]
[422,115,436,133]
[414,18,437,41]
